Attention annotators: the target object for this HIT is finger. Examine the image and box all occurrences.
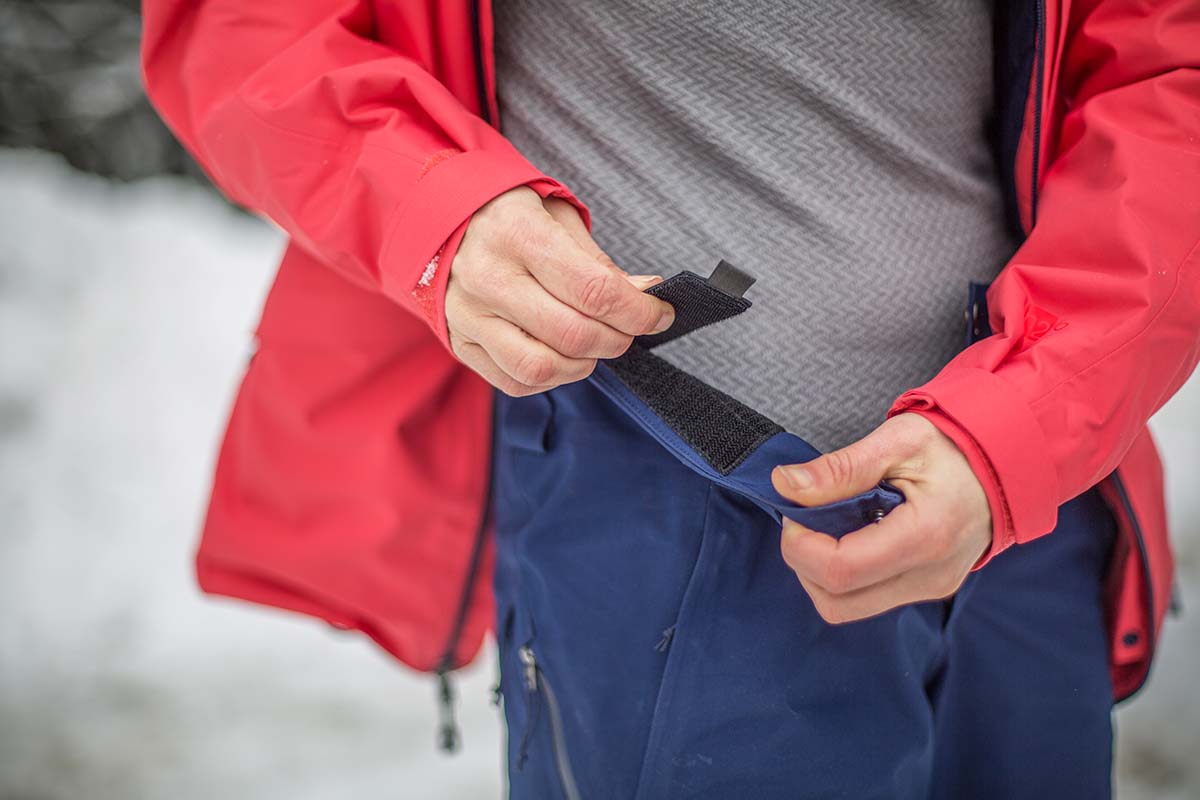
[541,202,661,289]
[799,559,967,625]
[467,313,597,388]
[447,285,596,388]
[542,196,607,260]
[626,274,665,290]
[452,337,551,397]
[521,223,674,336]
[544,198,648,288]
[772,425,904,506]
[481,272,635,360]
[780,502,944,595]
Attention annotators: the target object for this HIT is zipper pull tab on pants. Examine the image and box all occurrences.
[519,645,539,691]
[515,645,542,770]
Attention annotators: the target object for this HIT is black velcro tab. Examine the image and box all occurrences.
[607,345,782,474]
[707,259,756,297]
[636,260,754,349]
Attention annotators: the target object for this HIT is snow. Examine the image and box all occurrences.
[0,148,1196,798]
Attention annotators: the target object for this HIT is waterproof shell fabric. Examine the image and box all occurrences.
[140,0,1199,696]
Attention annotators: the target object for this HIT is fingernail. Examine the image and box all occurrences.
[627,274,663,289]
[782,466,813,490]
[650,307,675,334]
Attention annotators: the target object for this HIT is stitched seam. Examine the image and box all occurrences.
[630,482,715,800]
[601,364,770,476]
[601,373,722,483]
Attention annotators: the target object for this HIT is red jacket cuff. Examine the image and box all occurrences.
[405,174,587,351]
[889,367,1061,550]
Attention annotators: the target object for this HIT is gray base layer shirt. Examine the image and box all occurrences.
[493,0,1016,452]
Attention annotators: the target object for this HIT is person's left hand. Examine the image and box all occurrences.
[771,413,992,624]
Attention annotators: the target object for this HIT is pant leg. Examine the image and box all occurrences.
[493,380,714,800]
[929,489,1118,800]
[492,379,946,800]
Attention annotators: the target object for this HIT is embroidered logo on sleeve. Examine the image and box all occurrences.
[1021,302,1068,350]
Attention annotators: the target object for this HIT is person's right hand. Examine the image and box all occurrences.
[446,186,675,396]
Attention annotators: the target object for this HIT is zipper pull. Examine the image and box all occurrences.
[515,645,541,771]
[655,624,676,652]
[518,645,539,691]
[435,669,461,753]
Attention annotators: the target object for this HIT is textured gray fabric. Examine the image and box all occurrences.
[494,0,1015,451]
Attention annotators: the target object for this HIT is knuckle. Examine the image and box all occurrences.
[576,272,620,318]
[549,361,596,389]
[512,350,557,387]
[466,208,508,254]
[637,298,666,332]
[598,332,635,359]
[499,378,536,398]
[454,253,502,297]
[823,450,857,487]
[569,358,599,383]
[496,381,522,398]
[501,213,548,260]
[554,317,601,358]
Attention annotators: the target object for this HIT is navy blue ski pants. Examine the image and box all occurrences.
[492,366,1116,799]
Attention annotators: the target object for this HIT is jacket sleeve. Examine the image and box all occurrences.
[140,0,574,332]
[890,0,1200,560]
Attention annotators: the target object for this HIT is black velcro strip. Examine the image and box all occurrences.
[636,262,753,349]
[607,345,782,475]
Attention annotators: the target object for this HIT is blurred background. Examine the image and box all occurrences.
[0,2,1196,798]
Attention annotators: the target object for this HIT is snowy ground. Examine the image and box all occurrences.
[0,148,1197,799]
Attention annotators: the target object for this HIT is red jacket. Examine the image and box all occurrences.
[142,0,1198,701]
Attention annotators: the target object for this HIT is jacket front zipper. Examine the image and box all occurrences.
[1029,0,1047,225]
[472,0,494,126]
[519,645,583,800]
[432,400,498,752]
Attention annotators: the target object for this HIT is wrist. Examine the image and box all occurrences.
[411,177,588,352]
[902,408,1012,570]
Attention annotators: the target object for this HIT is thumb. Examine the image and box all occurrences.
[772,430,895,506]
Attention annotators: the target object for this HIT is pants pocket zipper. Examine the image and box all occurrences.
[518,645,583,800]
